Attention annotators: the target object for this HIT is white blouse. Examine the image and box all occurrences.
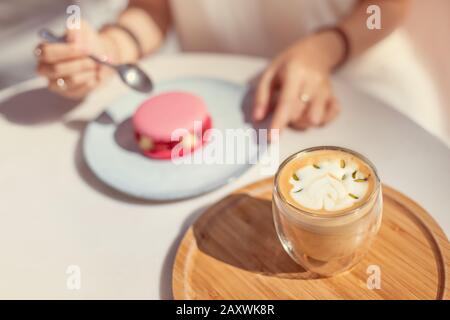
[170,0,356,57]
[168,0,447,143]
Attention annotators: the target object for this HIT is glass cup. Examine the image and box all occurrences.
[272,146,382,276]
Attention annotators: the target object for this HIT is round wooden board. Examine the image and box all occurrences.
[173,178,450,300]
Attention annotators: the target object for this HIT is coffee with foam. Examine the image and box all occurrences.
[273,147,382,276]
[278,149,376,214]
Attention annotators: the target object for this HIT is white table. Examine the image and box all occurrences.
[0,54,449,299]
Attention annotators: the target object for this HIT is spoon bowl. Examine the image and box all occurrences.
[117,64,153,93]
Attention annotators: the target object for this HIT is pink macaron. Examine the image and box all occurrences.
[133,91,212,159]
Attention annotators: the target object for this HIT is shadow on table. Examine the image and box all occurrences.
[241,74,310,133]
[0,87,78,125]
[114,117,140,154]
[192,194,311,278]
[240,85,272,133]
[159,205,209,299]
[80,111,141,154]
[158,194,317,300]
[65,119,171,205]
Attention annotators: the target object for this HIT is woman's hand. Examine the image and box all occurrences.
[36,21,114,100]
[253,31,344,138]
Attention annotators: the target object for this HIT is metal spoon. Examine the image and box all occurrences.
[38,28,153,93]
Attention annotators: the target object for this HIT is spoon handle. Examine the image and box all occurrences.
[87,54,115,68]
[38,28,115,69]
[38,28,65,43]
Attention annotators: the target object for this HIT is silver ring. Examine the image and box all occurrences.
[34,47,42,58]
[56,78,67,90]
[300,93,311,104]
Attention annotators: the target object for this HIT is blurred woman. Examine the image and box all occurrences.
[36,0,443,138]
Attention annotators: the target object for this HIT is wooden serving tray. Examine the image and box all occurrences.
[173,178,449,300]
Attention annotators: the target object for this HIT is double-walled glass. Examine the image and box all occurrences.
[272,147,382,276]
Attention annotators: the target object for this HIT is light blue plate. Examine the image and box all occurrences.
[83,77,261,200]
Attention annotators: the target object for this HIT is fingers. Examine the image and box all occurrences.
[322,97,341,125]
[35,20,101,100]
[36,42,85,64]
[253,68,276,121]
[270,74,302,135]
[290,79,317,120]
[36,19,88,64]
[37,58,97,79]
[252,47,342,136]
[290,77,341,129]
[36,23,85,64]
[48,77,98,100]
[36,54,102,101]
[65,70,98,87]
[306,89,328,126]
[291,96,340,129]
[65,25,82,44]
[290,116,310,130]
[46,67,99,100]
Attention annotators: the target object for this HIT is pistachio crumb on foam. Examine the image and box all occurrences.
[289,158,370,212]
